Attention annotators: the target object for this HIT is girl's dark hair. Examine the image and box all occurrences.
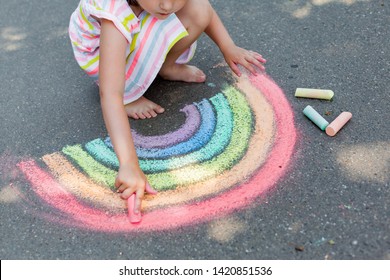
[127,0,139,6]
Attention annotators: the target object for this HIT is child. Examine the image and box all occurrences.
[69,0,266,214]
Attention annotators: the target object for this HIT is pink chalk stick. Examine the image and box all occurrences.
[127,194,141,224]
[127,184,157,224]
[326,112,352,136]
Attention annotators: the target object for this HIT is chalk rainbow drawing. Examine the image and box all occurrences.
[17,73,296,232]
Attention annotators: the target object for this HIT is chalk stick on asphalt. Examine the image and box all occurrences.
[303,105,329,131]
[128,194,142,224]
[326,112,352,136]
[295,88,334,100]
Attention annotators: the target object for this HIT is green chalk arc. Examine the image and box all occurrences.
[83,93,233,173]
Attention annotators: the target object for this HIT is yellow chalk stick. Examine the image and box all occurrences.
[326,112,352,136]
[295,88,334,100]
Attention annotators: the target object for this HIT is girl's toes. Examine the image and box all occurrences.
[131,113,139,120]
[144,111,152,118]
[149,110,158,118]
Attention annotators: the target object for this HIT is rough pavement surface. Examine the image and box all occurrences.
[0,0,389,259]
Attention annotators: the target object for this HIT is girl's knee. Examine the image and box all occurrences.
[178,0,213,30]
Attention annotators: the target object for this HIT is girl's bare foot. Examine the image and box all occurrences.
[125,97,165,119]
[159,64,206,83]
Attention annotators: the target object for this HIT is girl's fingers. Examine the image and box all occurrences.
[259,57,267,63]
[118,181,156,200]
[146,182,158,195]
[244,62,257,75]
[255,55,267,64]
[249,50,267,63]
[241,53,265,74]
[116,183,129,193]
[229,61,241,77]
[134,188,145,213]
[114,177,122,189]
[247,56,265,71]
[121,187,135,200]
[236,56,256,75]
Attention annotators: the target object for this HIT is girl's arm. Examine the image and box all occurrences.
[99,19,148,212]
[204,6,266,76]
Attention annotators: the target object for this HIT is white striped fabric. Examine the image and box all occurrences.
[69,0,194,104]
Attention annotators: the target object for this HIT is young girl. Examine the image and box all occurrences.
[69,0,266,214]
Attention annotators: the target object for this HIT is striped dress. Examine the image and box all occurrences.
[69,0,195,104]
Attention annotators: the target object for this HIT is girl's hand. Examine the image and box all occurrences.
[222,45,266,77]
[115,163,157,213]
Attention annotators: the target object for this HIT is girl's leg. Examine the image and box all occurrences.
[125,0,213,119]
[159,0,213,83]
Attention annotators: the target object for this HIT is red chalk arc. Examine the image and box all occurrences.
[17,73,296,232]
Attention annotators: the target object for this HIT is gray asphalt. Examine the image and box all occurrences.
[0,0,389,259]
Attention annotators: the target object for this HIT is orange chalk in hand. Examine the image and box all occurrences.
[326,112,352,136]
[127,194,141,224]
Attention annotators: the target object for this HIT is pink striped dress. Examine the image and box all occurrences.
[69,0,195,104]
